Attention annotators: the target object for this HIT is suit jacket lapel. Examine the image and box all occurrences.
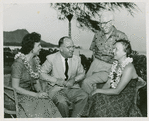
[55,52,65,79]
[68,57,73,80]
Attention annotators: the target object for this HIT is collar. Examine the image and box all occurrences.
[110,26,118,37]
[60,53,70,64]
[60,53,66,61]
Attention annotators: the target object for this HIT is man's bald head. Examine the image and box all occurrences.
[98,10,114,34]
[99,10,114,22]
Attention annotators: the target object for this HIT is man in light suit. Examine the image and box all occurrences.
[40,36,88,117]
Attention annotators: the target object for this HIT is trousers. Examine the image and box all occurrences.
[52,87,88,117]
[82,58,112,94]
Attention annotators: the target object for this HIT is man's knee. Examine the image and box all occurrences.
[53,93,67,106]
[82,78,91,86]
[56,96,68,106]
[79,91,88,101]
[55,96,69,117]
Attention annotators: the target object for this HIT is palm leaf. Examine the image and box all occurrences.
[51,2,139,32]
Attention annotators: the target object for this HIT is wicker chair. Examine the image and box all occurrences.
[134,77,146,105]
[96,76,146,104]
[95,76,146,116]
[4,74,19,118]
[128,76,146,117]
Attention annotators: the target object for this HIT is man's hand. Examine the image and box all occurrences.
[66,81,74,88]
[94,52,102,60]
[56,78,65,87]
[66,78,75,88]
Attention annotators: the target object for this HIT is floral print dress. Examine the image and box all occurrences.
[81,79,142,117]
[4,58,62,118]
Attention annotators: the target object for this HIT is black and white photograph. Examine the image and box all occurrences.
[1,0,148,119]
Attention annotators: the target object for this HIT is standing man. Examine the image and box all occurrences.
[82,10,129,94]
[40,36,88,117]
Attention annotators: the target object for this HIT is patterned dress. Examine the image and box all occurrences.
[82,78,142,117]
[4,58,62,118]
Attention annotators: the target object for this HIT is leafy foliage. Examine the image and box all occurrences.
[51,3,139,32]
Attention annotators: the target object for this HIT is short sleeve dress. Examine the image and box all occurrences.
[5,58,62,118]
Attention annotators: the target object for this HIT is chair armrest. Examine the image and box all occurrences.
[4,85,14,90]
[4,86,19,116]
[4,86,15,101]
[134,77,146,105]
[4,108,16,115]
[137,77,146,89]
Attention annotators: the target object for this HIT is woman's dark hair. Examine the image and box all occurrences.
[20,32,41,54]
[58,36,71,47]
[115,39,132,57]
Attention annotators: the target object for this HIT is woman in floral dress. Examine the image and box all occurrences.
[5,32,62,118]
[82,39,142,117]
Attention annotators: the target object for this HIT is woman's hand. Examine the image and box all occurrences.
[34,79,43,92]
[91,89,99,96]
[36,92,49,98]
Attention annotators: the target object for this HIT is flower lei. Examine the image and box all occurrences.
[109,57,133,88]
[14,52,41,79]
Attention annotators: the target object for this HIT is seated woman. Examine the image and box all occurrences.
[5,32,62,118]
[81,39,142,117]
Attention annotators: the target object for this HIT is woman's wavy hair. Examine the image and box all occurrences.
[114,39,132,57]
[20,32,41,54]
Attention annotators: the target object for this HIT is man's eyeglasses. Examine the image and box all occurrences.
[98,20,112,27]
[64,46,75,50]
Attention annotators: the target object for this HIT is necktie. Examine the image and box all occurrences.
[64,58,69,80]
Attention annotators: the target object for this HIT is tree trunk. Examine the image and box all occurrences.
[66,14,73,38]
[69,21,71,37]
